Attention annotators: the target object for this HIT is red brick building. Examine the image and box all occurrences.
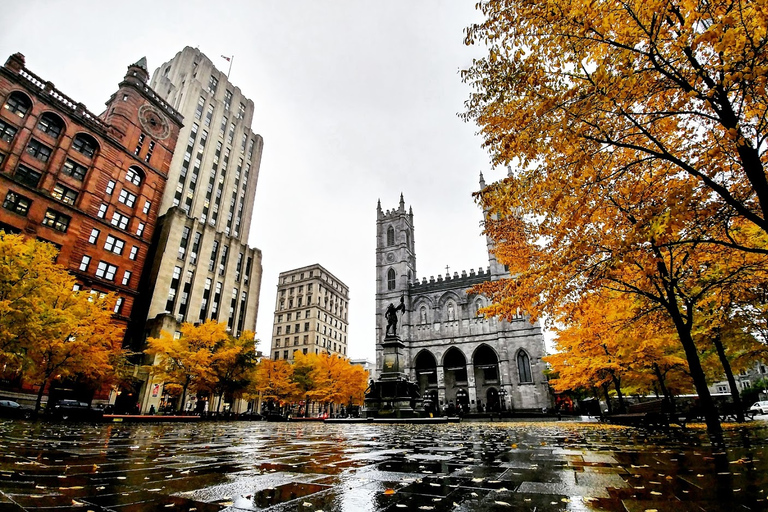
[0,53,183,347]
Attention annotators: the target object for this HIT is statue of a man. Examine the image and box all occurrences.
[385,296,406,336]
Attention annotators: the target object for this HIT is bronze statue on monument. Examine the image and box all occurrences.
[385,295,406,336]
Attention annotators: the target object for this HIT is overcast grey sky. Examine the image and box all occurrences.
[1,1,512,362]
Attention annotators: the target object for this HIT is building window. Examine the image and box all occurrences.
[105,180,116,195]
[387,226,395,246]
[126,167,142,186]
[129,245,139,260]
[95,261,118,281]
[110,212,130,230]
[72,134,98,158]
[61,160,87,181]
[136,222,145,237]
[0,119,18,142]
[238,102,245,119]
[41,209,70,232]
[88,228,100,244]
[4,92,31,117]
[121,270,132,286]
[195,96,205,120]
[97,203,108,218]
[387,268,396,290]
[51,183,77,205]
[26,139,52,162]
[208,75,218,94]
[517,351,533,383]
[118,189,137,208]
[204,104,214,127]
[104,235,125,255]
[79,255,91,271]
[142,200,151,215]
[144,141,155,163]
[37,113,64,139]
[134,134,145,156]
[113,296,124,314]
[224,90,232,110]
[2,191,31,216]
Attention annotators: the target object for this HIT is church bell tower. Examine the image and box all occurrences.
[375,195,416,371]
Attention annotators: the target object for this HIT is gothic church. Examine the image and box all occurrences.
[375,179,550,413]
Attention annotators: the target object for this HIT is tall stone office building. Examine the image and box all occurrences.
[375,185,550,414]
[270,264,350,363]
[134,47,264,413]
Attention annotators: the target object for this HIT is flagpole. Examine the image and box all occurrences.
[228,55,233,79]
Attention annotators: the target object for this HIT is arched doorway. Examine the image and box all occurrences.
[443,348,468,405]
[414,350,438,395]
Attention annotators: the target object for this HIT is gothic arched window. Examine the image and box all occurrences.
[517,350,532,383]
[387,268,396,290]
[387,226,395,246]
[405,229,411,250]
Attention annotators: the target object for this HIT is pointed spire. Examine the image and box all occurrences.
[377,198,381,210]
[399,193,405,211]
[479,171,486,188]
[133,57,148,70]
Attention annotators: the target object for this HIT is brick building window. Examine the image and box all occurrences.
[0,119,18,142]
[26,139,52,162]
[61,160,88,181]
[104,235,125,255]
[79,255,91,271]
[72,134,98,158]
[41,209,70,232]
[36,113,64,139]
[3,92,31,117]
[95,261,117,281]
[118,189,136,208]
[2,191,31,215]
[125,167,142,186]
[110,211,129,230]
[52,184,77,205]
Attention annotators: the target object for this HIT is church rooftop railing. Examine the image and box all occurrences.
[409,266,491,291]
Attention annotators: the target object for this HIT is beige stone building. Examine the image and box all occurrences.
[270,264,349,363]
[375,183,550,414]
[131,47,264,413]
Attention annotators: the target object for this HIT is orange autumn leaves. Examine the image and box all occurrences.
[251,351,368,408]
[462,0,768,432]
[0,233,124,412]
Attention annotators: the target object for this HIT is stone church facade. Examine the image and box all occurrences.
[375,187,550,413]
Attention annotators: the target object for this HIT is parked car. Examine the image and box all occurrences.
[749,401,768,415]
[49,399,104,421]
[0,399,33,419]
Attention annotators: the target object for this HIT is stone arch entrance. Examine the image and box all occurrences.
[414,350,438,395]
[443,347,468,405]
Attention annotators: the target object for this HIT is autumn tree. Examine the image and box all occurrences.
[249,358,298,410]
[308,352,369,414]
[292,351,319,416]
[0,233,126,412]
[209,330,258,413]
[462,0,768,442]
[145,320,229,412]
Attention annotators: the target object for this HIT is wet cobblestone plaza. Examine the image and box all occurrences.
[1,419,767,511]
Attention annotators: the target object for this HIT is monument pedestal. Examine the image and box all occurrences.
[363,334,424,418]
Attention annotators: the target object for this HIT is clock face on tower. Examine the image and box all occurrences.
[138,103,171,140]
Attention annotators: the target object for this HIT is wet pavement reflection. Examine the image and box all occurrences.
[0,419,766,511]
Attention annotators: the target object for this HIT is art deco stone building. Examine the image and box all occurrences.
[132,47,264,412]
[269,264,349,363]
[375,183,550,413]
[0,53,182,344]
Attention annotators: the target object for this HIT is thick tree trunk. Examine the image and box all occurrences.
[602,383,613,414]
[35,376,51,414]
[667,303,723,444]
[612,375,626,412]
[653,363,675,412]
[712,331,745,422]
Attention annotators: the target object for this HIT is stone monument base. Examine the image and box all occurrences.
[363,334,425,419]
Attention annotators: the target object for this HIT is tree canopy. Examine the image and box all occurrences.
[0,233,125,412]
[462,0,768,440]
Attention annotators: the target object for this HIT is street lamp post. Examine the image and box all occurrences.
[500,388,507,411]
